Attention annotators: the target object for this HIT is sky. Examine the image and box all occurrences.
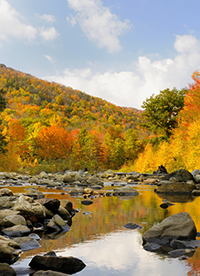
[0,0,200,109]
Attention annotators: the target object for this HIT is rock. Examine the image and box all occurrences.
[86,175,104,186]
[102,170,115,179]
[0,210,20,220]
[39,171,48,178]
[123,223,142,229]
[0,215,27,228]
[143,178,159,184]
[194,175,200,183]
[2,225,31,237]
[46,215,70,233]
[0,263,16,276]
[37,198,60,214]
[81,199,93,206]
[13,195,46,219]
[32,270,70,276]
[192,189,200,196]
[29,255,86,274]
[159,202,174,209]
[162,169,194,182]
[153,165,168,174]
[24,188,44,199]
[0,235,21,264]
[113,186,139,197]
[58,206,71,220]
[143,212,197,246]
[170,239,200,250]
[62,173,74,183]
[0,196,16,209]
[59,200,75,216]
[0,188,13,197]
[168,248,195,257]
[191,169,200,177]
[155,182,195,194]
[13,236,40,251]
[143,242,162,252]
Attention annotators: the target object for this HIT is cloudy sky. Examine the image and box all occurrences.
[1,0,200,109]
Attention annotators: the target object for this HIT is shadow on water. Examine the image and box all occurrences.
[8,184,200,275]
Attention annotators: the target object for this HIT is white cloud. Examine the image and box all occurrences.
[44,35,200,109]
[38,14,56,23]
[0,0,37,41]
[44,55,55,64]
[67,0,131,53]
[40,27,59,41]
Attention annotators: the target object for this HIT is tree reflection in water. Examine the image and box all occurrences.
[10,184,200,275]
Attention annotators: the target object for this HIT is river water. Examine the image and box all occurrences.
[8,183,200,275]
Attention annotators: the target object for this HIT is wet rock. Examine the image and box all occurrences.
[0,215,27,228]
[143,212,197,246]
[2,225,31,237]
[168,248,195,257]
[143,242,162,252]
[170,239,200,250]
[159,202,174,209]
[0,263,16,276]
[59,200,75,216]
[0,235,21,264]
[102,170,115,179]
[81,199,93,206]
[58,206,71,220]
[123,223,142,229]
[29,255,86,274]
[86,175,104,187]
[13,236,40,251]
[192,189,200,196]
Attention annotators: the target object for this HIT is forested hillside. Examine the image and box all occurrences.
[0,64,143,173]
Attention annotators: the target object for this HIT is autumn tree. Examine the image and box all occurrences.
[0,89,7,153]
[141,88,186,139]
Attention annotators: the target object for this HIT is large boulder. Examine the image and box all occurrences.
[0,188,13,197]
[29,254,86,274]
[155,181,195,194]
[13,195,46,219]
[163,169,194,182]
[0,235,21,264]
[143,212,197,246]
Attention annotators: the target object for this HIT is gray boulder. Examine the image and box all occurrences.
[143,212,197,246]
[163,169,194,182]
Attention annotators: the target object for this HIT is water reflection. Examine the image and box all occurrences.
[8,184,200,275]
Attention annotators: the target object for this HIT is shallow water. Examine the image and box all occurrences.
[7,183,200,275]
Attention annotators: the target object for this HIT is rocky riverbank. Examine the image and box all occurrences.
[1,168,200,275]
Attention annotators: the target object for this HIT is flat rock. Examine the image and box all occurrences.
[13,236,40,251]
[2,225,31,237]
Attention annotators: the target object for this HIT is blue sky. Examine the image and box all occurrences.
[1,0,200,109]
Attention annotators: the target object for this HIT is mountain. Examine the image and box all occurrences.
[0,64,142,133]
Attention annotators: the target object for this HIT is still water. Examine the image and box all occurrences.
[8,183,200,275]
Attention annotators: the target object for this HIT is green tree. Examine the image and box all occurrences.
[141,88,186,138]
